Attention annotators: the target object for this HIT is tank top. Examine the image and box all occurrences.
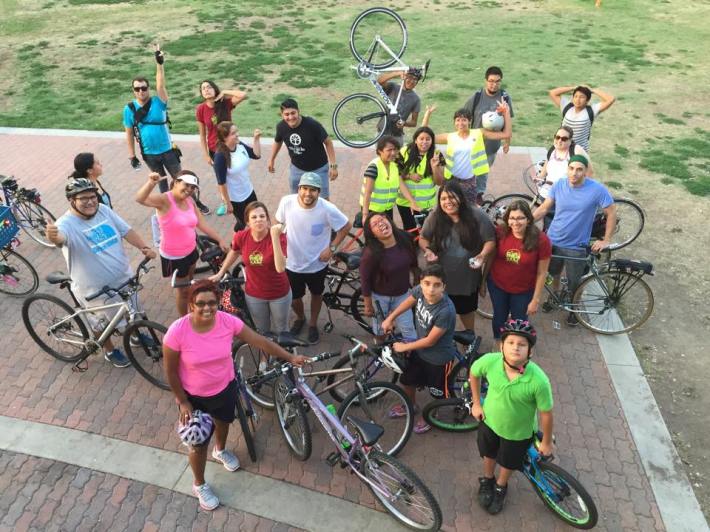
[158,191,198,257]
[540,149,570,199]
[449,133,474,179]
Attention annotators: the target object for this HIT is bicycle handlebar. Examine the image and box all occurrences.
[85,257,152,301]
[245,350,341,387]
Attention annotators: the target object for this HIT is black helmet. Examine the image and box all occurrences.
[500,319,537,347]
[66,178,98,199]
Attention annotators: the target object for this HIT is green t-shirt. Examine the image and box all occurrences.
[470,352,553,441]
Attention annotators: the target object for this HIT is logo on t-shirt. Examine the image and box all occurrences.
[505,249,521,264]
[289,133,305,155]
[415,299,433,330]
[248,251,264,266]
[82,222,119,254]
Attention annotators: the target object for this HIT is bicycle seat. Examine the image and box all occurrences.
[46,271,71,284]
[346,415,384,446]
[334,251,361,270]
[200,246,223,263]
[453,330,477,346]
[611,259,653,275]
[275,332,309,349]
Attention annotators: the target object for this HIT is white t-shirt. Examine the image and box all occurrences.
[540,149,570,199]
[448,133,474,179]
[275,195,348,273]
[225,144,255,202]
[560,97,601,152]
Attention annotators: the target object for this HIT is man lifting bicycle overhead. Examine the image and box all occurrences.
[376,67,423,146]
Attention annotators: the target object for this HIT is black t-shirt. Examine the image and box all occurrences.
[274,116,329,171]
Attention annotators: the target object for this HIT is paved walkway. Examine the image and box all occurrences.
[0,129,704,530]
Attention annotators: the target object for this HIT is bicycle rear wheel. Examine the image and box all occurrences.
[0,248,38,296]
[237,342,275,409]
[273,375,312,460]
[362,450,442,531]
[484,193,538,226]
[349,7,407,68]
[527,461,598,529]
[573,270,653,334]
[605,198,645,251]
[235,389,257,462]
[12,201,55,247]
[333,93,387,149]
[422,397,479,432]
[123,320,169,390]
[327,351,396,403]
[22,293,89,362]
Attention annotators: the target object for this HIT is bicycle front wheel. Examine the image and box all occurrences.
[22,293,89,362]
[327,350,397,403]
[12,201,56,247]
[362,450,442,531]
[606,198,645,251]
[485,193,538,226]
[573,270,654,334]
[237,342,275,409]
[337,381,413,457]
[123,320,169,389]
[527,461,598,529]
[349,7,407,68]
[273,375,312,460]
[235,390,257,463]
[333,93,387,149]
[422,398,479,432]
[0,248,38,296]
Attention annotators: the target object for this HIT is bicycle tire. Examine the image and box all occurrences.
[484,193,537,225]
[422,397,479,432]
[573,269,653,334]
[235,391,257,462]
[605,198,645,251]
[273,374,312,460]
[362,450,442,531]
[522,161,546,197]
[349,7,407,68]
[326,350,397,403]
[332,93,387,149]
[337,381,413,457]
[22,293,89,362]
[123,320,169,389]
[12,201,56,247]
[0,248,39,296]
[236,342,275,409]
[527,461,598,529]
[476,288,494,320]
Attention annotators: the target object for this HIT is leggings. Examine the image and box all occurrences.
[245,290,292,335]
[230,190,258,232]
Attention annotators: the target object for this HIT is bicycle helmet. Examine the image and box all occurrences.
[177,410,214,446]
[500,319,537,347]
[379,345,408,374]
[481,111,504,131]
[65,178,98,199]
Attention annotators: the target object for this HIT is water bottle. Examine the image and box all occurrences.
[545,273,554,286]
[326,404,351,450]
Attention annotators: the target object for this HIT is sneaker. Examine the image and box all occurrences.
[414,420,431,434]
[104,349,131,368]
[197,201,211,215]
[289,318,306,336]
[192,483,219,511]
[566,312,579,327]
[307,326,320,344]
[212,448,240,472]
[129,332,156,348]
[478,477,495,509]
[487,483,508,515]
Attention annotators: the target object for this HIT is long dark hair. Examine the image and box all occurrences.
[363,212,415,282]
[428,181,482,254]
[70,152,94,179]
[200,79,231,123]
[501,200,540,252]
[400,127,435,178]
[215,121,235,169]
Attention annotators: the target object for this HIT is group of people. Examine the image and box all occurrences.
[44,44,620,514]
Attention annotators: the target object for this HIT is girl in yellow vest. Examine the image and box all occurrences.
[422,102,511,205]
[396,126,445,232]
[360,136,420,224]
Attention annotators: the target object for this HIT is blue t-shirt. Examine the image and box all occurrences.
[122,96,172,155]
[547,178,613,249]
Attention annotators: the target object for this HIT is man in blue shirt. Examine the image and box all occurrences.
[533,154,616,325]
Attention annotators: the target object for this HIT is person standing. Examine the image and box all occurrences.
[275,172,351,344]
[548,85,615,152]
[195,80,247,165]
[70,153,112,209]
[267,98,338,199]
[376,68,422,146]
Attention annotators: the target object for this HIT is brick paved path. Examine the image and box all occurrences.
[0,132,665,530]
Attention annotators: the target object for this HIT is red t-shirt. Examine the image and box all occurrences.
[231,230,290,299]
[195,100,235,152]
[490,228,552,294]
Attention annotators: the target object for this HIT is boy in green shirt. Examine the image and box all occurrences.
[469,319,554,515]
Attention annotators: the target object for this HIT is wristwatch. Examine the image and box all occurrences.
[329,245,337,253]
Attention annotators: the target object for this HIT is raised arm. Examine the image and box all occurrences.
[270,223,287,273]
[219,89,247,107]
[548,85,576,107]
[377,71,403,89]
[154,44,168,102]
[135,172,169,211]
[592,87,616,113]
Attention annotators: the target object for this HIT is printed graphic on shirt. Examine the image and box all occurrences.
[82,222,120,254]
[505,249,521,264]
[415,299,433,329]
[249,251,264,266]
[289,133,305,155]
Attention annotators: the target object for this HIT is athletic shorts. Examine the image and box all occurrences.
[399,351,455,398]
[186,379,238,424]
[161,248,199,278]
[477,421,532,471]
[286,267,328,299]
[448,292,479,314]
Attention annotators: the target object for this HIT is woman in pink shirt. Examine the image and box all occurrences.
[163,280,307,511]
[136,170,229,315]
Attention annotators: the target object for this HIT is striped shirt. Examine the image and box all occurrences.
[560,97,601,152]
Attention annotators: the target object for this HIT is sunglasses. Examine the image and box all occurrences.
[554,135,570,141]
[133,86,149,92]
[193,300,218,308]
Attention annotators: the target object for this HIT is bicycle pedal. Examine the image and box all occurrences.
[325,452,341,467]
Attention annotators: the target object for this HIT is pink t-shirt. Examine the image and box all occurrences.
[164,311,243,396]
[158,192,198,257]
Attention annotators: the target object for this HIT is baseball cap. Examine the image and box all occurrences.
[176,172,200,189]
[298,172,322,189]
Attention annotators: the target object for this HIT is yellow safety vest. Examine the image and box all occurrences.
[396,147,437,209]
[360,157,400,212]
[444,129,489,180]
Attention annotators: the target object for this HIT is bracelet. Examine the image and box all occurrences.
[329,163,338,169]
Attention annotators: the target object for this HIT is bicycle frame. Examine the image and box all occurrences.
[543,253,610,316]
[355,38,411,117]
[49,299,135,351]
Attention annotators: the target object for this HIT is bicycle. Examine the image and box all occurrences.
[251,352,441,530]
[332,7,430,148]
[21,258,168,385]
[0,175,56,247]
[0,206,39,297]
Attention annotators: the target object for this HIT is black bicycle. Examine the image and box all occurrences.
[0,175,56,247]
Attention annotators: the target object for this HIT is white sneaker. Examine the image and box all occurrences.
[192,483,219,511]
[212,448,240,472]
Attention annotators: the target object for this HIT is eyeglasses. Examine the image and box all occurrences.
[193,300,218,308]
[74,196,98,204]
[487,78,502,84]
[554,135,570,142]
[133,86,149,92]
[508,216,528,222]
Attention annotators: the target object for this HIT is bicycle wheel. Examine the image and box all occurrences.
[349,7,407,68]
[22,293,89,362]
[362,450,442,531]
[484,193,537,225]
[422,398,479,432]
[273,374,312,460]
[237,342,275,409]
[235,390,257,463]
[12,201,55,247]
[573,270,653,334]
[527,461,598,529]
[0,248,38,296]
[337,381,413,457]
[123,320,169,389]
[522,161,546,196]
[332,93,387,149]
[476,287,493,319]
[327,350,397,403]
[605,198,645,251]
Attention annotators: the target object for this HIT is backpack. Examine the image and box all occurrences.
[127,97,171,156]
[562,102,595,125]
[546,141,578,161]
[470,89,512,118]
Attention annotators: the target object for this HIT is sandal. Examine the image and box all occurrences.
[414,420,431,434]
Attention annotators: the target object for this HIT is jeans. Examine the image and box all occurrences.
[487,277,534,339]
[548,245,588,296]
[289,162,330,199]
[371,292,416,341]
[245,290,292,335]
